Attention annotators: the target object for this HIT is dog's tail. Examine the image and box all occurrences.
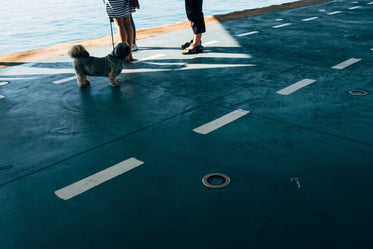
[68,45,90,58]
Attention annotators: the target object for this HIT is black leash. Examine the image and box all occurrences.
[109,18,115,50]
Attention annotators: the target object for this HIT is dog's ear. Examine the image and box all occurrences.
[114,43,130,61]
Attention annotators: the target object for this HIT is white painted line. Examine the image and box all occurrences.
[332,58,361,69]
[327,11,342,15]
[349,6,361,9]
[53,76,76,84]
[236,31,259,37]
[179,63,256,70]
[368,2,373,5]
[371,48,373,51]
[273,23,292,28]
[193,109,250,135]
[203,40,219,46]
[276,79,316,95]
[0,95,4,99]
[134,53,165,63]
[302,17,319,21]
[0,81,10,86]
[55,157,144,200]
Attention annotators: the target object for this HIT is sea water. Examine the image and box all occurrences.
[0,0,296,55]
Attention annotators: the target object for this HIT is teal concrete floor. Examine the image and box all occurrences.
[1,0,372,248]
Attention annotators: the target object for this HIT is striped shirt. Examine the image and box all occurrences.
[104,0,135,18]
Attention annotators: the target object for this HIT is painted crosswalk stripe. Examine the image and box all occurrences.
[55,157,144,200]
[332,58,361,69]
[193,109,250,135]
[236,31,259,37]
[203,40,219,46]
[134,53,165,63]
[53,76,76,84]
[349,6,361,9]
[302,17,319,21]
[327,11,342,15]
[273,23,292,28]
[276,79,316,95]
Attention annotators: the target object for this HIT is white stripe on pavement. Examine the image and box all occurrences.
[193,109,250,135]
[236,31,259,37]
[203,40,219,46]
[276,79,316,95]
[273,23,292,28]
[332,58,361,69]
[0,95,4,99]
[349,6,361,9]
[53,76,76,84]
[134,53,165,63]
[0,81,10,86]
[327,11,342,15]
[302,17,319,21]
[55,157,144,200]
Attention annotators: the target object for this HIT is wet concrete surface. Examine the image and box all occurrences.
[1,1,372,248]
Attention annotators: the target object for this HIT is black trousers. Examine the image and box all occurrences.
[185,0,206,34]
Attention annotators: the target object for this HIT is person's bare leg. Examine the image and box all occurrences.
[114,18,128,43]
[123,15,133,61]
[193,33,202,47]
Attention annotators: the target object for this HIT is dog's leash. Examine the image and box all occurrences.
[109,18,115,51]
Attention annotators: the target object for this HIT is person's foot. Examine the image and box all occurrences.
[182,44,203,54]
[126,52,134,62]
[132,44,138,52]
[181,40,202,49]
[181,40,193,49]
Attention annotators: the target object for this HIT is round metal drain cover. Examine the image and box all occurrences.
[202,173,230,188]
[348,90,368,96]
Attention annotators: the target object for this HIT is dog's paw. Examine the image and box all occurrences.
[110,81,120,88]
[79,81,90,88]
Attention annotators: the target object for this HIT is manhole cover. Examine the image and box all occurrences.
[348,90,368,96]
[202,173,230,188]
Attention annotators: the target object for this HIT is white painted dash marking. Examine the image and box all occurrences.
[236,31,259,37]
[276,79,316,95]
[55,157,144,200]
[134,53,165,63]
[203,40,219,46]
[0,81,10,86]
[193,109,250,135]
[302,17,319,21]
[349,6,361,9]
[0,95,4,99]
[273,23,292,28]
[53,76,76,84]
[332,58,361,69]
[327,11,342,15]
[368,2,373,5]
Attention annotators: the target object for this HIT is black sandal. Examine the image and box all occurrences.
[181,40,193,49]
[182,44,203,54]
[181,40,203,49]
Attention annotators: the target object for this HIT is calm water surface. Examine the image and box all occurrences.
[0,0,295,55]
